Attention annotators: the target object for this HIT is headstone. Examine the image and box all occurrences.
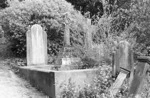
[118,41,133,72]
[27,24,47,65]
[110,71,128,96]
[111,40,134,96]
[112,41,134,77]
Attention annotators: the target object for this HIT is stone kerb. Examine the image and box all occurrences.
[27,24,47,65]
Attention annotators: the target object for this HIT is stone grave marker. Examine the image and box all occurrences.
[118,41,134,71]
[27,24,47,65]
[61,25,80,69]
[110,40,134,96]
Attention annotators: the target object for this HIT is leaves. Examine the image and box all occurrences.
[0,0,88,57]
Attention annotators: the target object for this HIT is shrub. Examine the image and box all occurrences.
[60,65,113,98]
[0,0,89,57]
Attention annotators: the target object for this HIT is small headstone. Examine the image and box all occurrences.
[113,40,134,76]
[118,41,133,71]
[27,24,47,65]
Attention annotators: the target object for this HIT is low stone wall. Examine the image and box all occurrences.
[14,65,98,98]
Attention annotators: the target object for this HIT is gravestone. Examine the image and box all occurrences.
[27,24,47,65]
[118,41,133,71]
[112,41,134,77]
[110,40,134,96]
[61,25,80,69]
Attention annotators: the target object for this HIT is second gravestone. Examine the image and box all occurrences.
[27,24,47,65]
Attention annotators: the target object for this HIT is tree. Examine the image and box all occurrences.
[0,0,8,9]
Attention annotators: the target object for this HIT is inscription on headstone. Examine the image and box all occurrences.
[27,24,47,65]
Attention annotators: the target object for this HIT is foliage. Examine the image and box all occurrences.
[110,0,150,53]
[0,0,8,9]
[66,0,104,19]
[92,0,150,55]
[60,65,113,98]
[0,0,88,57]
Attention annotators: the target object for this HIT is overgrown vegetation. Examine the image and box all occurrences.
[60,65,113,98]
[1,0,150,97]
[0,0,88,57]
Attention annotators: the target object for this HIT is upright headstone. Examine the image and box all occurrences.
[27,24,47,65]
[118,41,133,71]
[113,41,134,76]
[110,40,134,96]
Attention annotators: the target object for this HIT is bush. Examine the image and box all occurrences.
[0,0,89,57]
[60,65,113,98]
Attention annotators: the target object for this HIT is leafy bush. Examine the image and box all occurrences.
[0,0,89,57]
[60,65,113,98]
[104,0,150,54]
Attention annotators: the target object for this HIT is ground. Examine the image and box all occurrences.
[0,59,48,98]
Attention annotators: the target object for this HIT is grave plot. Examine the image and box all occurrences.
[14,23,150,98]
[14,24,100,98]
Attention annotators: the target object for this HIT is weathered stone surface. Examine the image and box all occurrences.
[64,25,70,46]
[118,41,133,71]
[113,41,134,76]
[110,71,128,96]
[112,51,120,77]
[129,62,149,97]
[27,24,47,65]
[15,65,98,98]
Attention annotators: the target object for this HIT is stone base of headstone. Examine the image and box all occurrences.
[61,57,81,70]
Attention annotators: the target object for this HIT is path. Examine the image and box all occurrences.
[0,59,48,98]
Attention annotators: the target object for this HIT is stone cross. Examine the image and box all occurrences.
[27,24,47,65]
